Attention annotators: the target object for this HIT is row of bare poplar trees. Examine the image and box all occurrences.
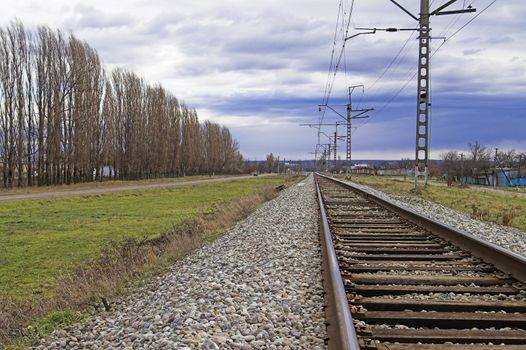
[0,22,243,188]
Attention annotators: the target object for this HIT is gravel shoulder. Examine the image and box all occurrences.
[32,175,327,350]
[342,179,526,258]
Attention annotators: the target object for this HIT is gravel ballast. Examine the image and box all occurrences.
[342,179,526,258]
[33,175,327,350]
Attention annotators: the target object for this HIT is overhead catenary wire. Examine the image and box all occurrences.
[353,0,443,110]
[362,0,440,98]
[324,12,353,109]
[342,0,349,92]
[318,0,425,152]
[353,0,470,114]
[318,0,345,147]
[318,0,426,157]
[319,0,355,126]
[342,0,355,88]
[442,0,496,42]
[438,0,478,38]
[320,0,344,126]
[354,0,497,132]
[314,0,355,162]
[367,31,417,94]
[321,1,345,110]
[315,0,497,161]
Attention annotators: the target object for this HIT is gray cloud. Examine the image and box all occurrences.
[0,0,524,159]
[64,4,135,30]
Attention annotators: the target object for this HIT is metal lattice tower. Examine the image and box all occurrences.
[302,122,347,172]
[388,0,476,187]
[415,0,431,186]
[346,104,352,162]
[346,86,373,174]
[334,131,338,162]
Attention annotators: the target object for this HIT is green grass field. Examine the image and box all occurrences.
[0,176,289,300]
[345,175,526,233]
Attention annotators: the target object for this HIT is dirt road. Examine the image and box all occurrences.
[0,175,265,202]
[427,180,526,198]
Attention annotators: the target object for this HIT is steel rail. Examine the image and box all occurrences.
[316,181,361,350]
[317,173,526,283]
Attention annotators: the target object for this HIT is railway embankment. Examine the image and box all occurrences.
[31,175,327,350]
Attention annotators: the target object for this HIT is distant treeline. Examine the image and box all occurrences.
[0,21,243,188]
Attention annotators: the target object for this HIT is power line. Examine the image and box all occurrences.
[367,31,417,93]
[438,1,478,38]
[445,0,496,41]
[320,0,344,126]
[343,0,355,87]
[315,0,496,168]
[361,0,440,100]
[365,0,475,102]
[321,1,344,107]
[320,0,355,126]
[355,0,496,131]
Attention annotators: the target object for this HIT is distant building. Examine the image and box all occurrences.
[377,169,407,176]
[464,168,526,187]
[351,163,374,175]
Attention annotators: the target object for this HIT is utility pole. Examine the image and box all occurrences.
[347,104,352,166]
[519,155,522,187]
[460,153,464,185]
[494,147,498,188]
[333,131,337,162]
[319,87,372,176]
[388,0,476,188]
[415,0,432,188]
[301,122,346,172]
[324,144,332,172]
[347,86,373,176]
[320,146,327,172]
[333,121,343,163]
[314,145,319,172]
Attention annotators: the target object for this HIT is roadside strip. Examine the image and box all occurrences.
[0,175,272,202]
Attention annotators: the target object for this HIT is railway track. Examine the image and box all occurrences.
[315,174,526,350]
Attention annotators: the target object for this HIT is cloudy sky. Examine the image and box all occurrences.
[1,0,524,160]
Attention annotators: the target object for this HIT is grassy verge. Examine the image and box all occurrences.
[342,175,526,232]
[0,175,303,347]
[461,183,526,194]
[5,310,86,350]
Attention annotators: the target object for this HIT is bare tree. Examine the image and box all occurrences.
[265,153,276,173]
[467,141,491,176]
[0,22,244,188]
[440,150,461,184]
